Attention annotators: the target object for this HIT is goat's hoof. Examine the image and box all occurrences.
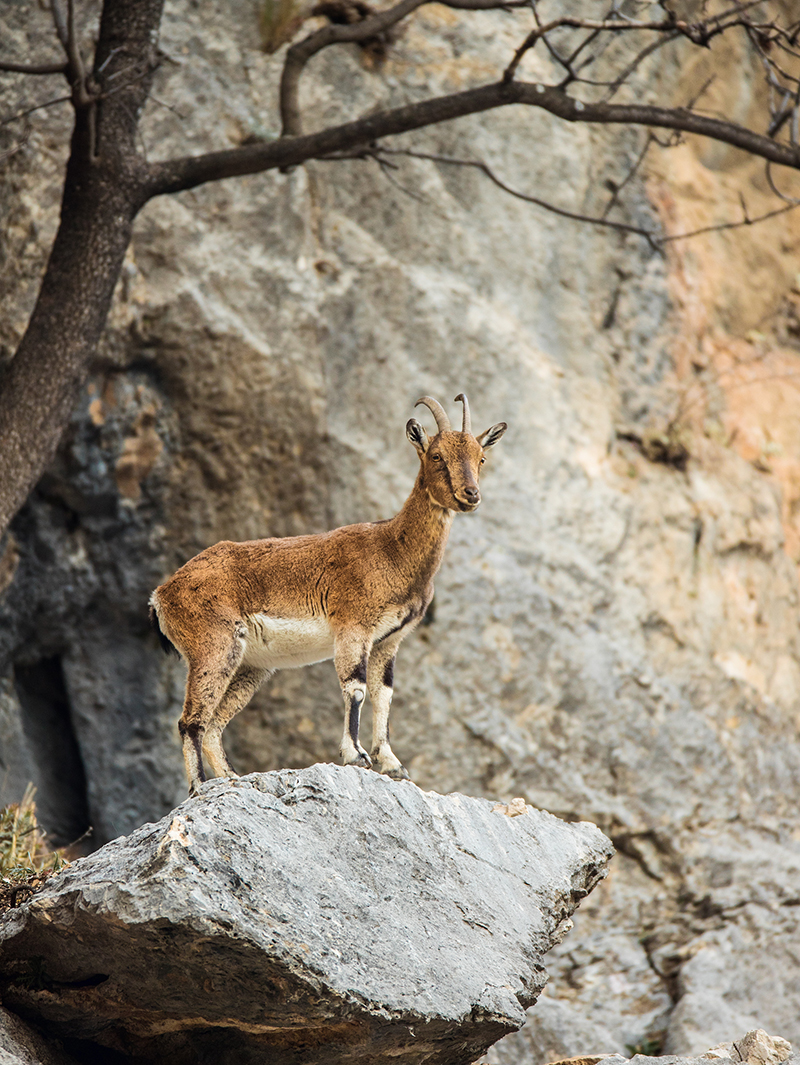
[384,765,410,781]
[344,751,372,770]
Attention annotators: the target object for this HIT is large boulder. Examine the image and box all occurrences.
[0,765,612,1064]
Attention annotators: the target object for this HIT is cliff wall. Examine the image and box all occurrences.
[1,2,799,1058]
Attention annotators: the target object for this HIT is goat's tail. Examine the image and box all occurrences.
[149,592,180,658]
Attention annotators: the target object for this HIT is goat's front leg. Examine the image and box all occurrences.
[334,631,373,770]
[366,635,409,780]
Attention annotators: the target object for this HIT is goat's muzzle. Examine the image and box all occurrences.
[457,485,481,510]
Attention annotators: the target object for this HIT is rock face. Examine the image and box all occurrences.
[0,765,612,1064]
[0,1006,78,1065]
[490,1031,797,1065]
[2,2,800,1059]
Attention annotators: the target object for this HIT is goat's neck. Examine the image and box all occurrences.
[387,469,454,588]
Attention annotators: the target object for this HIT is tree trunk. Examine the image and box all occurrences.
[0,0,163,534]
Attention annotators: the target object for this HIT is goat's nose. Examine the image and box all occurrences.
[464,485,480,503]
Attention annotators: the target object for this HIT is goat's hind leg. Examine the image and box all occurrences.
[203,665,270,779]
[367,637,409,780]
[179,624,247,793]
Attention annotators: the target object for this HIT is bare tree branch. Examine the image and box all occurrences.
[147,79,800,201]
[0,61,68,76]
[50,0,69,50]
[280,0,426,136]
[64,0,93,109]
[279,0,525,136]
[443,0,528,7]
[505,2,775,87]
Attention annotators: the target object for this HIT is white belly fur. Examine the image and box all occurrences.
[242,614,335,670]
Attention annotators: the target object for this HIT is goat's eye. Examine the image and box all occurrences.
[480,457,486,465]
[432,454,443,462]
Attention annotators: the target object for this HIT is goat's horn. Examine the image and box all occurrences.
[453,393,471,433]
[415,396,451,433]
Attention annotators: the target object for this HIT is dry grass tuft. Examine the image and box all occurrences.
[0,785,67,912]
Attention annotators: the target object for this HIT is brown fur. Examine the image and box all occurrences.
[150,396,507,791]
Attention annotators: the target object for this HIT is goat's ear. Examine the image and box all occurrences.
[476,422,507,449]
[406,419,429,455]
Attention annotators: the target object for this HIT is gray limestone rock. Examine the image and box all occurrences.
[570,1032,796,1065]
[0,765,612,1064]
[0,1007,77,1065]
[476,1030,795,1065]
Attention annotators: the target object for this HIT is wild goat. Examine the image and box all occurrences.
[150,394,507,792]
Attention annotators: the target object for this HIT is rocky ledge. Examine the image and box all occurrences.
[518,1030,797,1065]
[0,764,612,1064]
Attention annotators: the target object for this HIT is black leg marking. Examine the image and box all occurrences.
[180,721,206,783]
[375,609,416,645]
[348,690,364,745]
[346,656,368,684]
[383,657,395,689]
[193,733,207,782]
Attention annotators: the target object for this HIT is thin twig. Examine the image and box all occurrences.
[686,74,717,112]
[0,61,68,76]
[0,94,72,129]
[147,94,186,120]
[50,0,69,49]
[530,0,571,75]
[324,138,800,251]
[505,16,692,83]
[506,1,773,85]
[602,133,653,219]
[367,146,662,248]
[765,159,800,203]
[96,46,125,77]
[65,0,90,107]
[374,155,431,202]
[1,58,157,135]
[604,31,681,100]
[663,200,800,242]
[0,130,29,163]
